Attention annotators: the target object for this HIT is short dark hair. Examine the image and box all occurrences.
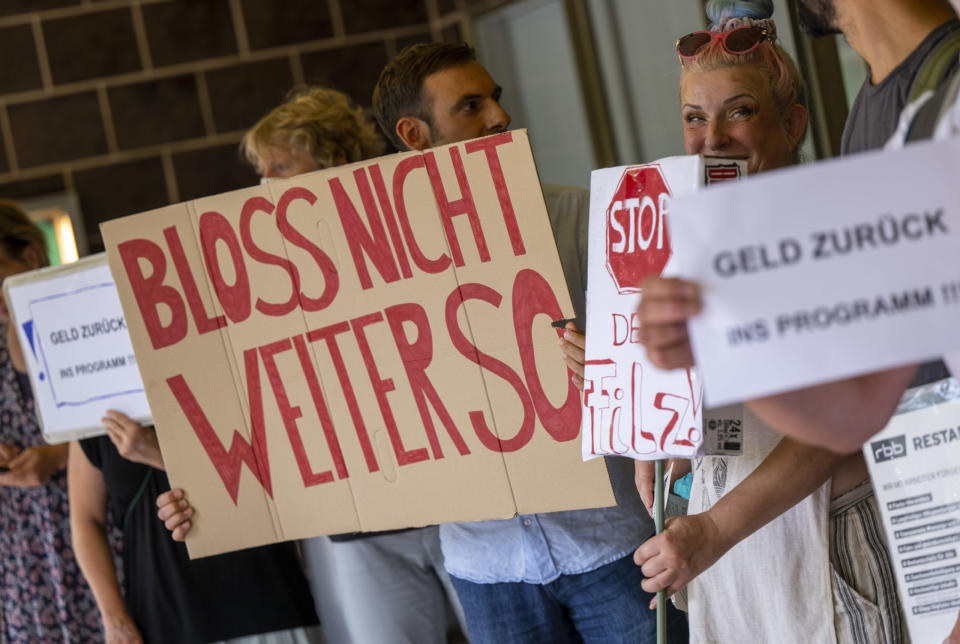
[373,42,477,150]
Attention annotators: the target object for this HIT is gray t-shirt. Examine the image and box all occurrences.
[843,19,960,386]
[841,18,960,156]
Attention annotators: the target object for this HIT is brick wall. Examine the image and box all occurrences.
[0,0,503,253]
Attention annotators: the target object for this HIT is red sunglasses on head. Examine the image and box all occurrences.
[676,26,770,63]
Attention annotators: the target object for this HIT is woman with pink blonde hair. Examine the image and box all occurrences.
[631,2,908,642]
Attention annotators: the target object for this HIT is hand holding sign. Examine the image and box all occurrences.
[635,276,701,371]
[558,323,586,391]
[633,511,725,605]
[156,488,193,542]
[101,411,162,471]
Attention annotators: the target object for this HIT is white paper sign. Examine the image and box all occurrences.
[581,156,745,460]
[864,383,960,642]
[667,137,960,406]
[4,253,151,443]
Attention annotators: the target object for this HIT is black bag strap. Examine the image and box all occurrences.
[123,469,154,533]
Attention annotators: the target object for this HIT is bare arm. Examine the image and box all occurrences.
[747,365,918,454]
[68,441,143,643]
[634,437,848,599]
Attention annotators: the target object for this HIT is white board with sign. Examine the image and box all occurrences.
[581,155,745,460]
[4,253,151,443]
[667,137,960,407]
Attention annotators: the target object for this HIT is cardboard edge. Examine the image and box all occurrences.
[185,197,288,548]
[262,174,366,538]
[418,137,522,521]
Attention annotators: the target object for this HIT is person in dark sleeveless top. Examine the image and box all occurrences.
[65,182,321,641]
[69,427,321,643]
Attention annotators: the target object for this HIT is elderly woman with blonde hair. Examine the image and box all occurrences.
[625,1,907,642]
[240,86,385,178]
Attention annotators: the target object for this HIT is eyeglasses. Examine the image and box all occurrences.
[676,26,770,63]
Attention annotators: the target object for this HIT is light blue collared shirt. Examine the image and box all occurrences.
[439,456,653,583]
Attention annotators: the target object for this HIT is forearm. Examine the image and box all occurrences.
[747,364,918,453]
[706,438,846,549]
[67,441,132,626]
[72,517,129,621]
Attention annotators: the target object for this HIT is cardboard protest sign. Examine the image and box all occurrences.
[4,253,150,443]
[581,156,744,460]
[864,381,960,642]
[668,136,960,407]
[101,130,616,558]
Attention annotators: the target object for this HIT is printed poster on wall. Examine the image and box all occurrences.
[101,130,617,558]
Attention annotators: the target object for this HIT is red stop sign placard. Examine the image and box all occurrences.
[605,165,673,294]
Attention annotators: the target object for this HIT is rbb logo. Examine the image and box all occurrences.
[605,165,673,294]
[871,435,907,463]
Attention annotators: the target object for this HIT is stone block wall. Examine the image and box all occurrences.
[0,0,482,252]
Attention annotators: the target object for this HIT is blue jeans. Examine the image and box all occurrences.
[449,554,689,643]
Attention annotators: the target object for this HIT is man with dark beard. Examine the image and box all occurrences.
[795,0,958,154]
[373,43,689,644]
